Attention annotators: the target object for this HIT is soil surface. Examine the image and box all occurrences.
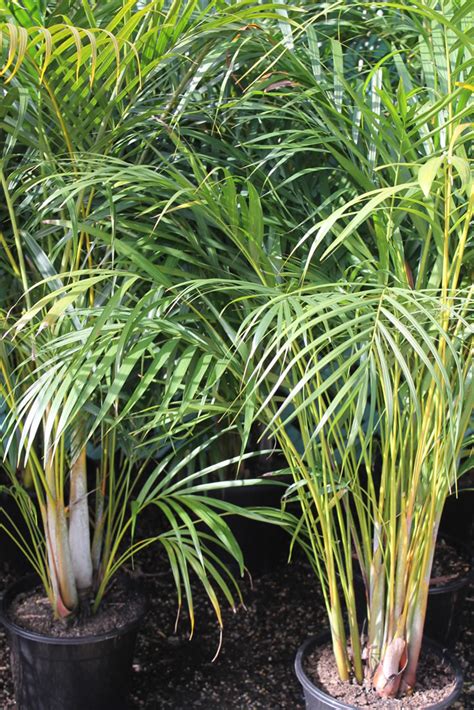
[7,579,145,638]
[1,548,473,710]
[430,537,471,587]
[305,643,458,708]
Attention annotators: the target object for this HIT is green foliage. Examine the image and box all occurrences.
[0,0,472,694]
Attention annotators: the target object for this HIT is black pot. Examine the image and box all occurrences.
[440,487,474,547]
[214,481,294,576]
[424,566,472,646]
[295,633,463,710]
[0,576,145,710]
[0,492,34,573]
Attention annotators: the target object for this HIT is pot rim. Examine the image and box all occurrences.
[295,632,464,710]
[0,574,147,646]
[429,533,474,593]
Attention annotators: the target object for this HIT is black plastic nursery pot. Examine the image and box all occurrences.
[440,486,474,549]
[0,576,146,710]
[423,567,473,646]
[420,535,473,646]
[220,481,293,575]
[0,492,35,573]
[295,633,463,710]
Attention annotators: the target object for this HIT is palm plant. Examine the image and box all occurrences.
[0,0,297,626]
[163,109,471,706]
[180,1,472,697]
[195,2,472,697]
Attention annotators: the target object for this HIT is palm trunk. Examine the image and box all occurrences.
[368,522,385,672]
[68,425,93,596]
[91,487,105,575]
[400,521,439,694]
[44,444,78,617]
[329,598,350,683]
[373,636,406,697]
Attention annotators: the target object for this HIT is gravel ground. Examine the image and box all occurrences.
[0,551,472,709]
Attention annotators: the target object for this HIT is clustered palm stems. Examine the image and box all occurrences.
[0,0,472,700]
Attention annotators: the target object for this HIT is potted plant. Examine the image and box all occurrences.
[171,215,470,708]
[221,4,471,704]
[208,2,471,704]
[0,2,292,707]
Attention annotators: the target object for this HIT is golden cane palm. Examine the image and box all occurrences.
[205,1,472,694]
[0,0,296,621]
